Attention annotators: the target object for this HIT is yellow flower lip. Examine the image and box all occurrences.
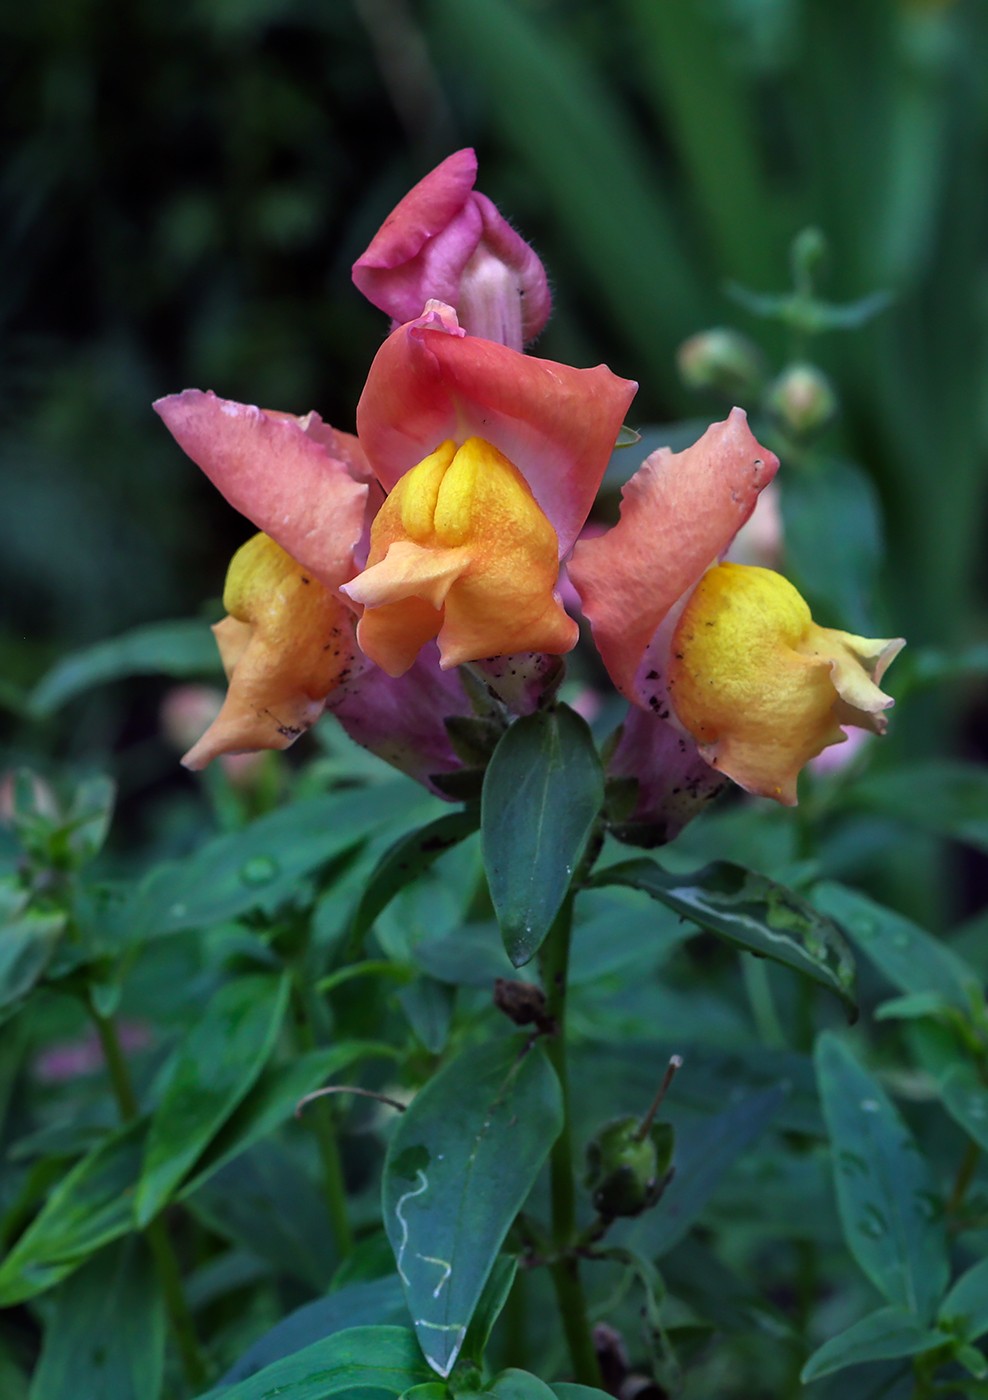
[667,562,904,805]
[182,532,357,769]
[343,436,578,677]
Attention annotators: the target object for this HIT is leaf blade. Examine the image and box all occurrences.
[482,708,603,966]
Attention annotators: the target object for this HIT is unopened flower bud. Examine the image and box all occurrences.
[764,362,838,439]
[676,328,765,399]
[584,1115,674,1219]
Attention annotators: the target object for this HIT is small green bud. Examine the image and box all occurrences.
[584,1116,675,1218]
[764,361,838,439]
[676,328,765,399]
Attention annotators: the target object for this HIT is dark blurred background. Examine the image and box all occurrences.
[2,0,987,828]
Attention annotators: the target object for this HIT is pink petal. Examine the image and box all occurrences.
[356,319,637,555]
[325,642,473,796]
[352,151,551,344]
[154,390,369,592]
[569,409,778,700]
[354,149,479,283]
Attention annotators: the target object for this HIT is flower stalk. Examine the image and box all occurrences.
[538,891,603,1387]
[91,1007,209,1392]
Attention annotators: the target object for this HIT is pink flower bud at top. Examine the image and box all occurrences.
[764,362,838,439]
[676,328,766,400]
[352,149,551,351]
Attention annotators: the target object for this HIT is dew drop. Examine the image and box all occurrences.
[838,1149,870,1178]
[170,902,187,918]
[860,1098,880,1113]
[967,1095,988,1120]
[853,916,877,941]
[240,855,280,887]
[891,931,911,949]
[858,1204,888,1239]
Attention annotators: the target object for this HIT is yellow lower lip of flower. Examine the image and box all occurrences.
[182,532,356,769]
[343,436,577,676]
[667,562,903,804]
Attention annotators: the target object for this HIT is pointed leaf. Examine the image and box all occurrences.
[590,859,857,1016]
[220,1276,409,1385]
[126,783,434,941]
[938,1063,988,1153]
[29,620,222,718]
[813,882,978,1012]
[482,1372,556,1398]
[0,1118,146,1305]
[0,911,65,1009]
[180,1041,399,1199]
[482,707,603,965]
[849,762,988,853]
[29,1238,165,1400]
[801,1306,946,1382]
[383,1035,563,1377]
[816,1033,948,1320]
[940,1257,988,1342]
[195,1326,432,1400]
[135,973,290,1225]
[350,809,480,949]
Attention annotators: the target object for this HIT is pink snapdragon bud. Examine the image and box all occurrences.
[352,149,551,351]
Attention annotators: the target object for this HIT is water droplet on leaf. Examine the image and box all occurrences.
[240,855,280,886]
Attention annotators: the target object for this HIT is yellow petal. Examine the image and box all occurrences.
[342,436,577,675]
[667,562,903,805]
[183,533,357,769]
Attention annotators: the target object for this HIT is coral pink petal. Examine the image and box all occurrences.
[154,390,369,591]
[569,409,778,701]
[356,322,637,555]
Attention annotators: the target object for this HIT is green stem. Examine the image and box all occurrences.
[290,974,354,1257]
[539,895,602,1387]
[947,1140,980,1218]
[92,1008,209,1393]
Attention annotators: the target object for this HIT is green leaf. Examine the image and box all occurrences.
[551,1388,614,1400]
[0,910,65,1009]
[619,1087,785,1258]
[782,459,883,634]
[482,707,603,966]
[220,1276,409,1385]
[482,1372,556,1398]
[590,859,857,1016]
[0,1118,145,1305]
[135,973,290,1225]
[801,1306,946,1382]
[382,1035,563,1377]
[459,1254,518,1368]
[848,763,988,853]
[349,810,481,950]
[126,783,433,941]
[815,1034,948,1320]
[813,882,979,1012]
[28,1238,164,1400]
[180,1042,399,1200]
[937,1064,988,1153]
[940,1257,988,1342]
[189,1143,338,1291]
[397,977,454,1056]
[195,1325,432,1400]
[29,620,222,718]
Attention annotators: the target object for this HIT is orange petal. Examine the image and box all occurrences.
[569,410,778,701]
[344,436,577,675]
[182,534,358,769]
